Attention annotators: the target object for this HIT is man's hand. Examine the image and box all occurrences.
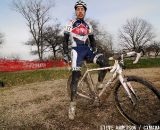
[64,54,71,63]
[91,47,97,54]
[113,53,121,60]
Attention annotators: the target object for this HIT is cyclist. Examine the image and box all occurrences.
[63,0,109,120]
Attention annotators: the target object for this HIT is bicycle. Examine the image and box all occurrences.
[67,50,160,126]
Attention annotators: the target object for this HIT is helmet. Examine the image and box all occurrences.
[74,0,87,11]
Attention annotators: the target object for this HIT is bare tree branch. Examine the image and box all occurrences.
[119,17,155,50]
[43,23,63,59]
[12,0,54,61]
[145,41,160,57]
[87,18,114,55]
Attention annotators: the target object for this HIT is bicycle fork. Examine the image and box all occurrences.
[119,75,138,106]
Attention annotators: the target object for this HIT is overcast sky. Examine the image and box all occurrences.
[0,0,160,60]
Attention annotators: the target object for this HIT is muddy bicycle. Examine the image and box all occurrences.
[67,50,160,125]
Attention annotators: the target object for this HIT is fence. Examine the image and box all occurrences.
[0,59,66,72]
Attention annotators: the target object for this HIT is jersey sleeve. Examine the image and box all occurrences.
[63,20,73,54]
[88,22,94,35]
[64,20,73,34]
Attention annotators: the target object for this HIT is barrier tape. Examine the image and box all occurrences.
[0,59,66,72]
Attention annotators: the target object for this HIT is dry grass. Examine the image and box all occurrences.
[0,68,160,129]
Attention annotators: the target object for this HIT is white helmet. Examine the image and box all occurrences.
[74,0,87,11]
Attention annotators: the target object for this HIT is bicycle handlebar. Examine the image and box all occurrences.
[133,52,142,64]
[109,51,142,64]
[126,51,142,64]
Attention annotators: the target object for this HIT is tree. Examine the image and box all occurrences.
[87,19,114,56]
[26,23,63,60]
[153,41,160,57]
[119,18,155,50]
[0,32,4,46]
[145,41,160,57]
[43,23,63,59]
[12,0,54,61]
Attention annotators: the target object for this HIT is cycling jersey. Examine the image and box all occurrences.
[64,19,93,46]
[63,19,96,52]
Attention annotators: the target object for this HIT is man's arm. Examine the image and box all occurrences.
[63,20,73,54]
[63,20,73,63]
[88,21,97,53]
[63,32,70,54]
[88,34,97,52]
[63,32,71,63]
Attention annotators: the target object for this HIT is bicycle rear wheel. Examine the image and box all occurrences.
[114,76,160,125]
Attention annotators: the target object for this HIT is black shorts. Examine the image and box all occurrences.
[71,45,95,70]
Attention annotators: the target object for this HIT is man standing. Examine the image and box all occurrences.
[63,0,108,120]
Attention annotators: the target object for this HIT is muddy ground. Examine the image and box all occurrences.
[0,68,160,130]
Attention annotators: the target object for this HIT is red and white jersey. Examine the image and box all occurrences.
[64,19,93,47]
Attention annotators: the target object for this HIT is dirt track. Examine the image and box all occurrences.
[0,68,160,130]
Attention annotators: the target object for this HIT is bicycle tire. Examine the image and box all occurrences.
[114,75,160,125]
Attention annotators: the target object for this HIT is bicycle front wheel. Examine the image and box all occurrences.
[114,76,160,125]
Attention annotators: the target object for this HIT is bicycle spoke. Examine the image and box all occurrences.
[115,76,160,125]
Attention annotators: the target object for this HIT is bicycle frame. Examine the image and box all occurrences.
[77,51,142,103]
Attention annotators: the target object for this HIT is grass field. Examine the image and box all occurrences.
[0,68,70,87]
[125,57,160,69]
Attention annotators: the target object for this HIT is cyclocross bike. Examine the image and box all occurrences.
[67,50,160,126]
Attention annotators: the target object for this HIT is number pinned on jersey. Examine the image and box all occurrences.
[67,26,72,32]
